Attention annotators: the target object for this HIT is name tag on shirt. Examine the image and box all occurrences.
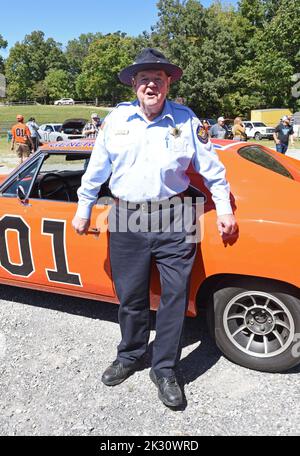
[114,129,130,135]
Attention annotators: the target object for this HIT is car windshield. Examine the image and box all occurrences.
[253,122,267,127]
[238,146,294,180]
[54,125,62,132]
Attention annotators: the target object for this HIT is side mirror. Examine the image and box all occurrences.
[17,185,29,205]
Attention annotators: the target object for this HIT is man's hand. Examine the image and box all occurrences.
[217,214,238,236]
[72,215,90,235]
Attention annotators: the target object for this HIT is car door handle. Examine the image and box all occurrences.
[87,228,100,237]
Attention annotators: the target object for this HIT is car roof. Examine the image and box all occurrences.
[40,138,96,153]
[40,138,244,154]
[41,123,62,126]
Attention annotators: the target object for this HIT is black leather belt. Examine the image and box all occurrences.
[114,193,185,213]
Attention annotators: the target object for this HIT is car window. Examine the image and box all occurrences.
[238,146,294,180]
[253,122,266,127]
[45,125,53,131]
[54,125,62,132]
[1,158,43,197]
[31,154,90,202]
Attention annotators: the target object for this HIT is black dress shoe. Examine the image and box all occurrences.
[149,368,183,407]
[101,360,138,386]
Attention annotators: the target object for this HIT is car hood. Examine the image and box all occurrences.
[62,119,87,130]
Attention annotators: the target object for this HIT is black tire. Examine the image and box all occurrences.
[56,136,63,142]
[254,132,262,140]
[207,279,300,372]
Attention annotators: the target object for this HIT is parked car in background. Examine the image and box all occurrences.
[61,118,87,140]
[54,98,75,106]
[38,124,64,142]
[38,119,87,142]
[243,121,275,140]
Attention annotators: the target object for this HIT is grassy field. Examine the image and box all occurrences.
[0,104,109,126]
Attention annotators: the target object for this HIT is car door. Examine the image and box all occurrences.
[244,122,252,138]
[0,152,115,298]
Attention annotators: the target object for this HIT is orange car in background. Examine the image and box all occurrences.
[0,138,300,373]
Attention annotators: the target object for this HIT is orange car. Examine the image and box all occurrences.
[0,138,300,373]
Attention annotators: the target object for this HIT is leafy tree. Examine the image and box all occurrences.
[5,31,67,100]
[238,0,265,27]
[32,80,48,104]
[152,0,241,116]
[0,34,7,73]
[65,33,103,77]
[76,33,136,105]
[44,69,74,101]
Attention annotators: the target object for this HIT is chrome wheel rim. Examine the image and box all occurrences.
[223,291,295,358]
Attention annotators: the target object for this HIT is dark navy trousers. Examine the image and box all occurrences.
[108,202,197,377]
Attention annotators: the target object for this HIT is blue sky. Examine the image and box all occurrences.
[1,0,237,55]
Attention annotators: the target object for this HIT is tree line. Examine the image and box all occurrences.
[0,0,300,118]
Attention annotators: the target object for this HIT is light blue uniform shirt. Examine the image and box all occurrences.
[76,100,232,219]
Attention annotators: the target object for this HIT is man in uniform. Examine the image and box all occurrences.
[72,48,237,408]
[11,114,34,163]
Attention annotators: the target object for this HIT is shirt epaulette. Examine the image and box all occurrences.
[115,102,133,108]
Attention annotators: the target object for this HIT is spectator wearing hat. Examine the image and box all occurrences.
[11,115,34,164]
[209,116,228,139]
[72,48,237,408]
[273,116,294,154]
[82,113,102,139]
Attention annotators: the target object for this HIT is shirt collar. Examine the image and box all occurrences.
[128,99,175,126]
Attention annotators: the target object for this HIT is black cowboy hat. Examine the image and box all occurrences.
[118,48,183,86]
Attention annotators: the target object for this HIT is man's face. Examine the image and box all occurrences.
[133,70,170,115]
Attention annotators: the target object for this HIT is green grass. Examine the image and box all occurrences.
[0,104,109,126]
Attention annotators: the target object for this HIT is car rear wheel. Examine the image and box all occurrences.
[254,132,262,140]
[207,279,300,372]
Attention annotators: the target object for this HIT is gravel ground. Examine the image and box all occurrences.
[0,285,299,436]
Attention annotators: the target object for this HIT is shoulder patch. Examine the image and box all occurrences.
[196,125,209,144]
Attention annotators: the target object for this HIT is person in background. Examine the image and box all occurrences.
[232,117,247,141]
[11,115,34,164]
[209,116,228,139]
[273,115,294,154]
[202,120,210,135]
[26,117,40,151]
[83,113,102,139]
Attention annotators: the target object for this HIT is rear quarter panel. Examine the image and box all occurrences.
[196,148,300,289]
